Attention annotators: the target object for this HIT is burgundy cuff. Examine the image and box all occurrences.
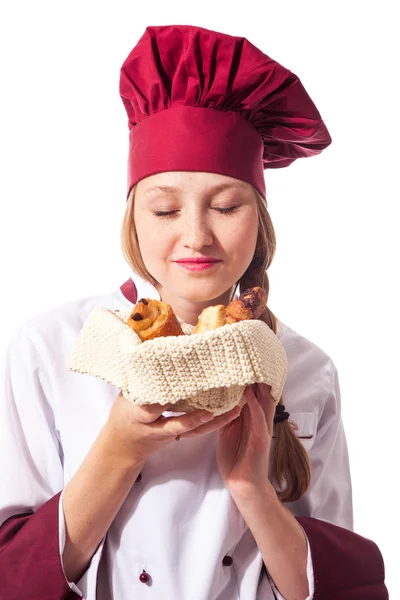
[297,516,388,599]
[0,492,79,600]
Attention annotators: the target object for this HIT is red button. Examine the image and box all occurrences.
[136,473,142,483]
[139,570,150,583]
[222,555,233,566]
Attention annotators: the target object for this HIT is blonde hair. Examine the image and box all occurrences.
[121,183,311,502]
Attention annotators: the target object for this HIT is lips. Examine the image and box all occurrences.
[175,260,221,272]
[175,258,221,264]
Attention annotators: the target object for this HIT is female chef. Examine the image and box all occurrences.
[0,25,388,600]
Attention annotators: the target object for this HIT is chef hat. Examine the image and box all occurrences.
[119,25,332,199]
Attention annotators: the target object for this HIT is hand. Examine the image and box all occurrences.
[216,383,275,503]
[102,391,243,465]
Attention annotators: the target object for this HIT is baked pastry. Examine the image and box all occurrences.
[127,298,184,341]
[192,305,226,334]
[225,286,268,324]
[67,291,287,415]
[191,286,268,333]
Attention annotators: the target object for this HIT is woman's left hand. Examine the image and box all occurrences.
[216,382,275,503]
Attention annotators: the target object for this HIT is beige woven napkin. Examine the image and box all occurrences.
[67,307,288,416]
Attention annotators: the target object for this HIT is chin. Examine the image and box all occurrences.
[177,279,234,303]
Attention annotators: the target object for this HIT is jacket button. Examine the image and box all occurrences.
[222,555,233,566]
[136,473,142,483]
[139,570,150,583]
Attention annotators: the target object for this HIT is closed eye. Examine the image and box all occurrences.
[214,206,239,215]
[153,210,179,218]
[154,206,239,218]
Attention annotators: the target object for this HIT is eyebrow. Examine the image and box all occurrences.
[143,181,248,196]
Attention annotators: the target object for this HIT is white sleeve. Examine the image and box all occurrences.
[267,361,352,599]
[0,324,103,596]
[268,527,315,599]
[266,362,353,599]
[0,325,64,525]
[289,363,353,529]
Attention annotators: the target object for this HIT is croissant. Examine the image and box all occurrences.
[192,305,226,334]
[225,286,268,324]
[127,298,184,341]
[192,286,268,333]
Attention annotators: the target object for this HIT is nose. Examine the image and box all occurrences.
[181,213,214,250]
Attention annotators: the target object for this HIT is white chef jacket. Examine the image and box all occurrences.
[0,273,353,599]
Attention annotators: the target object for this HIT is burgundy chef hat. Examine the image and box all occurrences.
[119,25,332,200]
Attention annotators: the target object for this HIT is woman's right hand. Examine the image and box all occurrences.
[101,391,243,466]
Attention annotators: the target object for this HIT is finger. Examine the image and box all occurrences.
[151,405,240,439]
[178,405,242,439]
[130,401,173,424]
[244,386,273,437]
[254,383,275,433]
[243,385,264,412]
[244,386,264,419]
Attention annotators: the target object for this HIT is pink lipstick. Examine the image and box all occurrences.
[175,257,222,272]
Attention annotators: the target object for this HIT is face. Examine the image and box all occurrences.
[134,171,259,317]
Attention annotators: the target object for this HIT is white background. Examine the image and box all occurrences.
[0,1,398,596]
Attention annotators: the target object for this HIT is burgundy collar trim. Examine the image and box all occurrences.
[120,278,138,305]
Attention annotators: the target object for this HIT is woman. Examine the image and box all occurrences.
[0,25,388,599]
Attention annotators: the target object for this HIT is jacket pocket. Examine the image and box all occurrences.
[272,411,317,451]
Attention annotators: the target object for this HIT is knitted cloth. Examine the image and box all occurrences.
[67,307,288,416]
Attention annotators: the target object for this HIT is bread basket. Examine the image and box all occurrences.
[67,307,288,416]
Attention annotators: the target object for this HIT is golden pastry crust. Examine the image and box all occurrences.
[225,286,268,324]
[128,287,267,341]
[127,298,184,341]
[192,305,226,334]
